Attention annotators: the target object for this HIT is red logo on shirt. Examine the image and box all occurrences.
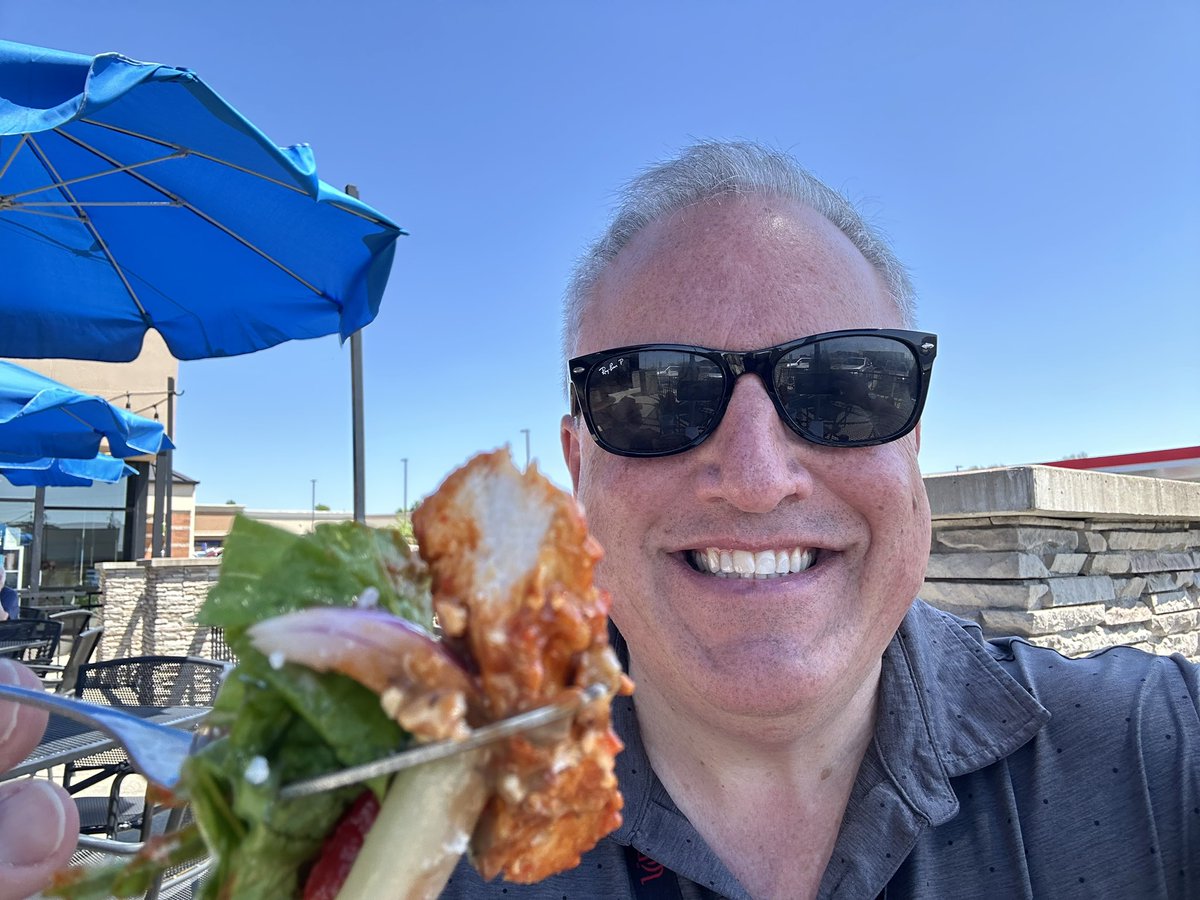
[637,853,666,884]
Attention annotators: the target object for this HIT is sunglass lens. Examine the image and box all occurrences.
[774,335,920,445]
[586,349,724,454]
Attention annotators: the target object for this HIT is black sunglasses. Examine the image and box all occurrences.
[569,329,937,458]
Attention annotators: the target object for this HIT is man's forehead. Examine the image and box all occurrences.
[578,196,899,350]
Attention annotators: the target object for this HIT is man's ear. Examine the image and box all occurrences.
[561,413,582,494]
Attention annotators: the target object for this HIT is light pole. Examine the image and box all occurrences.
[520,428,530,469]
[401,458,408,518]
[310,479,317,533]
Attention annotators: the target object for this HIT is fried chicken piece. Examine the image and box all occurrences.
[412,449,632,883]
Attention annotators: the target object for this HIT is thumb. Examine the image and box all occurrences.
[0,779,79,900]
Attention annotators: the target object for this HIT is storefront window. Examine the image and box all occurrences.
[0,481,129,589]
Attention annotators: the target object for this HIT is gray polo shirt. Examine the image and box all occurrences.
[440,600,1199,898]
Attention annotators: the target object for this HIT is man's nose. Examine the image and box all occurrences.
[693,375,816,512]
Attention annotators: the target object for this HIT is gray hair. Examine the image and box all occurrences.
[562,140,916,367]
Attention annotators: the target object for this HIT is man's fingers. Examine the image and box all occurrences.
[0,659,50,770]
[0,779,80,900]
[0,660,79,899]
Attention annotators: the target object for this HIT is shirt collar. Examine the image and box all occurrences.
[606,601,1050,891]
[871,600,1050,826]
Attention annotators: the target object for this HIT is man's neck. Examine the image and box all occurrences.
[632,661,881,899]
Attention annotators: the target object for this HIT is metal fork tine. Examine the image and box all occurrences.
[279,683,607,798]
[0,682,194,790]
[2,681,610,799]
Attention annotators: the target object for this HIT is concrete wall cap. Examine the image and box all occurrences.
[924,465,1200,521]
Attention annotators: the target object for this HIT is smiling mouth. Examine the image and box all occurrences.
[685,547,817,579]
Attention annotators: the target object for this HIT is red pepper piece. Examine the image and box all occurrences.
[302,790,382,900]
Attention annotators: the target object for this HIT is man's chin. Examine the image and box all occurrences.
[671,637,869,718]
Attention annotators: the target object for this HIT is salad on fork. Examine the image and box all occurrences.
[42,449,632,900]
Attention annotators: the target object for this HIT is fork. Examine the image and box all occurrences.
[0,681,604,796]
[0,682,195,790]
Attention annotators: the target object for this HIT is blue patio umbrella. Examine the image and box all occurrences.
[0,454,135,487]
[0,40,402,361]
[0,359,173,460]
[0,40,403,543]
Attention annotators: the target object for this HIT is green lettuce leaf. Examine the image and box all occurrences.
[50,519,433,900]
[199,516,432,642]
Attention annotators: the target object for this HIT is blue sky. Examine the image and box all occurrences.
[4,2,1197,512]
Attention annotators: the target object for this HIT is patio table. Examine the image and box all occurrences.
[4,705,209,781]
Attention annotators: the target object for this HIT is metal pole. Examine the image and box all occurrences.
[29,486,45,596]
[310,479,317,533]
[346,184,367,525]
[151,454,166,558]
[163,376,175,557]
[520,429,530,468]
[401,459,408,517]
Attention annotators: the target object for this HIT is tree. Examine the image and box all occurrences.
[315,503,330,511]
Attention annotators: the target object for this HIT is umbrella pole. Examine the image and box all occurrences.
[351,329,366,524]
[29,487,45,599]
[347,185,367,525]
[151,456,167,558]
[164,378,176,554]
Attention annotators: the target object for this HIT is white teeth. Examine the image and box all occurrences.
[689,547,816,578]
[732,550,756,575]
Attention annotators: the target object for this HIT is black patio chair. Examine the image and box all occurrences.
[18,604,48,619]
[71,814,214,900]
[49,608,95,663]
[0,617,61,663]
[0,619,38,658]
[67,655,225,838]
[28,626,103,693]
[20,617,63,666]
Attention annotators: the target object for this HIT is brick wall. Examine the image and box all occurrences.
[141,510,193,559]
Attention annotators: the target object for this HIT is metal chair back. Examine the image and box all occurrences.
[54,626,104,694]
[0,619,38,656]
[50,607,94,640]
[0,617,61,663]
[21,617,63,666]
[68,655,225,840]
[74,655,226,708]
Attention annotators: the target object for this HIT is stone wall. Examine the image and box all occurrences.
[921,466,1200,660]
[96,558,224,660]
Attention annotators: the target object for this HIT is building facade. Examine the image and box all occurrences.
[0,335,179,592]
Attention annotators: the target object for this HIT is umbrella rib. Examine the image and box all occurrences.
[0,134,29,182]
[78,118,310,194]
[76,119,396,229]
[323,198,395,228]
[24,135,152,321]
[12,201,179,207]
[0,208,94,221]
[2,150,186,203]
[54,128,328,298]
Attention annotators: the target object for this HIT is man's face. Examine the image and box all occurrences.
[561,196,931,725]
